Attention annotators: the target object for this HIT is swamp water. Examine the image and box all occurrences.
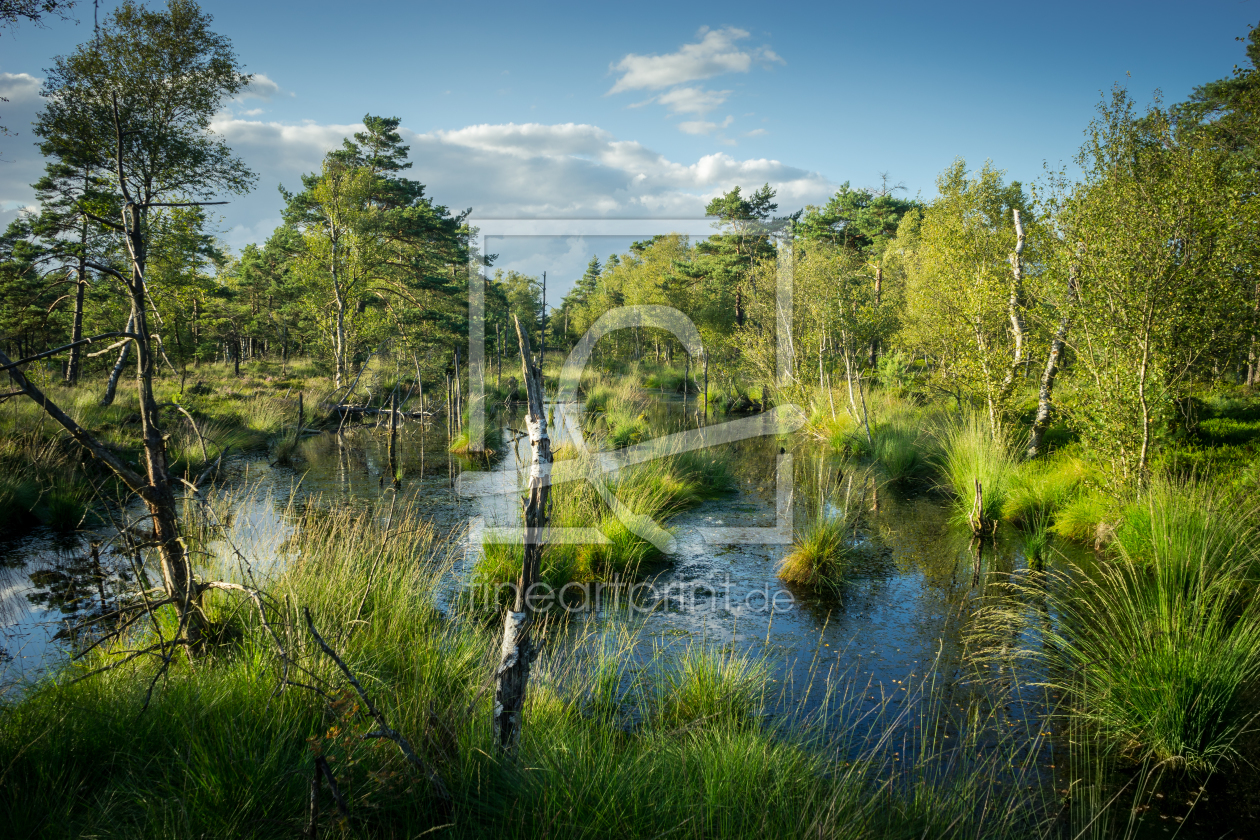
[1,394,1107,827]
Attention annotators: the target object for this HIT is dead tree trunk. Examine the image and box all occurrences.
[99,312,135,407]
[702,351,709,423]
[119,194,202,640]
[969,479,993,537]
[388,389,399,488]
[1,335,199,641]
[66,249,88,385]
[453,346,462,432]
[492,314,552,753]
[1247,281,1259,391]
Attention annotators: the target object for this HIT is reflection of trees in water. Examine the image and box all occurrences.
[25,541,130,625]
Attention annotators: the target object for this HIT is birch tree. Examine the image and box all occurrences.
[288,160,377,389]
[901,160,1035,428]
[1058,88,1245,484]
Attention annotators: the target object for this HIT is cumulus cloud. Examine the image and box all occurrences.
[0,72,41,102]
[0,73,47,230]
[236,73,289,101]
[198,117,834,235]
[1,108,834,294]
[608,26,780,93]
[608,27,782,136]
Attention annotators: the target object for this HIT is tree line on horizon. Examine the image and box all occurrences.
[2,0,1259,489]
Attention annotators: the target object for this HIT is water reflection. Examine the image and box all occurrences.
[0,395,1081,772]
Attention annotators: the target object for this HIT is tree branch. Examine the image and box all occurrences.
[82,260,128,282]
[78,208,125,232]
[144,201,229,208]
[0,346,147,489]
[303,607,450,801]
[0,332,141,372]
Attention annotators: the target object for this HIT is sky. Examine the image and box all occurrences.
[1,0,1257,299]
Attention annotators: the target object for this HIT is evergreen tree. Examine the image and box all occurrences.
[678,183,784,329]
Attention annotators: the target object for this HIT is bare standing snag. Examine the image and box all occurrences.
[491,314,552,752]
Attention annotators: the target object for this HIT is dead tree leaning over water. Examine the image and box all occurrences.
[491,314,552,752]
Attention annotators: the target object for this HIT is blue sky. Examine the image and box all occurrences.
[1,0,1256,296]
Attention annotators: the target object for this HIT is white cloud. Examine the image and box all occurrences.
[678,116,735,136]
[236,73,289,101]
[0,73,47,230]
[608,26,781,93]
[0,72,41,102]
[1,107,834,290]
[608,28,782,135]
[202,117,833,228]
[742,128,768,137]
[656,86,731,116]
[200,117,835,296]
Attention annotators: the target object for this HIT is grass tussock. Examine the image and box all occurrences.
[935,411,1019,527]
[473,446,733,600]
[978,477,1260,774]
[1051,489,1119,544]
[1002,454,1090,527]
[779,513,857,590]
[653,646,769,727]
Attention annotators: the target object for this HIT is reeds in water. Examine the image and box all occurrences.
[978,477,1260,774]
[935,411,1018,530]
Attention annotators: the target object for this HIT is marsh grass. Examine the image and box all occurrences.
[653,645,769,727]
[0,363,329,535]
[600,381,650,448]
[1051,490,1118,543]
[473,446,733,602]
[979,478,1260,775]
[1111,477,1257,573]
[1003,455,1095,561]
[779,513,857,590]
[0,476,1138,839]
[1003,455,1089,527]
[0,430,95,533]
[779,464,871,591]
[936,411,1019,527]
[815,390,934,486]
[448,429,472,453]
[642,364,687,394]
[870,415,931,484]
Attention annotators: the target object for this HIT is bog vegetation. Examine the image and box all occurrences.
[5,0,1260,837]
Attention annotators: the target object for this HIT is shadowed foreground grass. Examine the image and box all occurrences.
[0,495,1072,840]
